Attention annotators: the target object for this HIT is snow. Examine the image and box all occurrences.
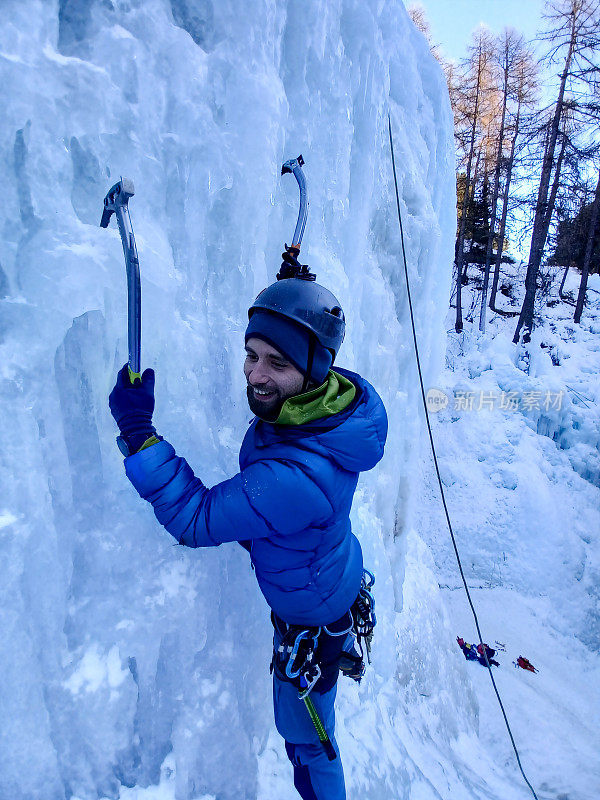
[416,263,600,799]
[0,1,597,800]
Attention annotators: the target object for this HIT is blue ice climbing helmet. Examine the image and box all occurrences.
[248,278,345,359]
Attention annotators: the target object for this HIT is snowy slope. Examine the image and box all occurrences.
[0,2,459,799]
[414,267,600,800]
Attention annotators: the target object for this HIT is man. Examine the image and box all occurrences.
[109,274,387,800]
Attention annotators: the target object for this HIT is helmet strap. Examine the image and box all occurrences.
[302,333,317,394]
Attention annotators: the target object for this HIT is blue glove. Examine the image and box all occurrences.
[109,364,159,456]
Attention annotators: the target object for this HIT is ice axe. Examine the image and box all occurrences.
[281,154,308,251]
[100,178,141,383]
[278,155,315,281]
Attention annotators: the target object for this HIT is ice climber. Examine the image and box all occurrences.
[515,656,538,673]
[109,267,388,800]
[457,637,500,667]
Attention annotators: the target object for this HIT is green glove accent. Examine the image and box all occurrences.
[128,366,142,385]
[137,435,161,453]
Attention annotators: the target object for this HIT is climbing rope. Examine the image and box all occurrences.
[387,114,539,800]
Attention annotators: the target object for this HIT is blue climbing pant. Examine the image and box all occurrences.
[272,616,348,800]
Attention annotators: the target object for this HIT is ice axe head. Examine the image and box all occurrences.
[281,154,304,176]
[100,177,135,227]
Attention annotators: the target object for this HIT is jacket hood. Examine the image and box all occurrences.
[251,367,388,473]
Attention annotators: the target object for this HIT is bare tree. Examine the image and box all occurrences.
[479,30,521,330]
[488,54,538,315]
[453,27,495,332]
[407,3,443,62]
[513,0,600,344]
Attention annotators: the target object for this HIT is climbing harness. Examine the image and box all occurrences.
[100,178,142,384]
[271,569,376,693]
[271,569,377,762]
[388,114,539,800]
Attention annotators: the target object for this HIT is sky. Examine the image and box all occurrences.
[411,0,546,63]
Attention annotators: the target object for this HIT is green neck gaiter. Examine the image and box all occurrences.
[274,370,356,426]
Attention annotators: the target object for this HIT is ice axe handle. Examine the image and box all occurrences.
[100,178,141,380]
[281,155,307,250]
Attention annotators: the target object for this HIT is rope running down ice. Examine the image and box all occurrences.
[387,113,539,800]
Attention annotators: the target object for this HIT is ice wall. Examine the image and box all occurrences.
[0,2,458,798]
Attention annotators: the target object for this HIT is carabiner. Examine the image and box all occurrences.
[285,627,320,680]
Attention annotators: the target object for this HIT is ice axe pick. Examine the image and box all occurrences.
[100,178,142,384]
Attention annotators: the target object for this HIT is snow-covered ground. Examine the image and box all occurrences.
[413,265,600,800]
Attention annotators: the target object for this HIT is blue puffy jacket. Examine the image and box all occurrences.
[124,368,387,625]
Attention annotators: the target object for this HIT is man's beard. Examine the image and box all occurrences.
[246,385,286,421]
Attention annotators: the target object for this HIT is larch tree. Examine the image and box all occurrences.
[513,0,600,344]
[489,46,539,315]
[479,31,537,330]
[453,27,496,332]
[407,2,443,62]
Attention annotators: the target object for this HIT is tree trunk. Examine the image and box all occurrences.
[518,130,568,338]
[513,24,575,344]
[479,57,509,332]
[455,42,485,333]
[574,167,600,323]
[464,148,482,274]
[544,131,567,245]
[559,264,571,301]
[490,103,521,315]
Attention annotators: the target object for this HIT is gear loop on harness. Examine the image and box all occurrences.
[339,568,377,679]
[270,569,377,695]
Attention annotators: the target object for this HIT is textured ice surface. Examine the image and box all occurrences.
[0,1,463,799]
